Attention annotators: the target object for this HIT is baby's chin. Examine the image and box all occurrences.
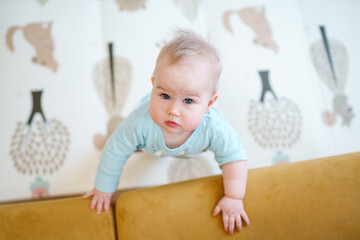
[161,125,195,135]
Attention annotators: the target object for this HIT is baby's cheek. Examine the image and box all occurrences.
[183,115,203,131]
[149,106,162,125]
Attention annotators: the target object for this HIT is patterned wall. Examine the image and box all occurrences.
[0,0,359,202]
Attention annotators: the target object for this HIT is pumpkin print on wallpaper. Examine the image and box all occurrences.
[9,90,70,198]
[311,26,354,127]
[92,43,132,150]
[248,71,302,165]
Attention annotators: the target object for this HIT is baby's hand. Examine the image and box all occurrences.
[212,196,250,234]
[82,188,114,214]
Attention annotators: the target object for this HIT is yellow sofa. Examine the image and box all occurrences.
[1,152,359,239]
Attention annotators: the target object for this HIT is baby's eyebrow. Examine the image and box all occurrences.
[156,86,200,98]
[181,90,199,98]
[156,86,169,92]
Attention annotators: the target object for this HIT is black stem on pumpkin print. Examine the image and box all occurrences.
[259,70,278,103]
[27,90,47,125]
[319,25,337,86]
[108,42,116,106]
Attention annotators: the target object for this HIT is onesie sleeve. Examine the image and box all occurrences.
[208,119,247,167]
[94,114,143,193]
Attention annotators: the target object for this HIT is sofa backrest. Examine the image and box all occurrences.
[0,197,116,240]
[115,152,360,239]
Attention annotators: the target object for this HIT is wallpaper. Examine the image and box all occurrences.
[0,0,359,202]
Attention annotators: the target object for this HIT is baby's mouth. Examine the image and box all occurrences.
[165,121,179,128]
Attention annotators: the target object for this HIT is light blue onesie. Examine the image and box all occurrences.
[94,95,247,193]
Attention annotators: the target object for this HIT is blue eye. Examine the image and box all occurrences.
[161,93,170,100]
[184,98,194,104]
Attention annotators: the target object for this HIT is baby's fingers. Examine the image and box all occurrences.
[82,191,94,199]
[228,215,235,234]
[235,214,242,232]
[241,211,250,226]
[104,198,111,213]
[96,198,104,214]
[222,215,229,232]
[212,205,221,216]
[90,196,98,210]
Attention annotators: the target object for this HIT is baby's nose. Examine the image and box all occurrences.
[168,102,181,117]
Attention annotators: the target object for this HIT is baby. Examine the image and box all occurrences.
[83,29,250,235]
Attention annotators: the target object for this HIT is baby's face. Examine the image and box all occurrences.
[149,57,218,136]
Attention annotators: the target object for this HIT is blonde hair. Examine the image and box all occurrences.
[154,29,222,92]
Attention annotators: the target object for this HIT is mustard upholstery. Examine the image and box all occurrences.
[0,197,116,240]
[1,152,359,239]
[116,152,360,239]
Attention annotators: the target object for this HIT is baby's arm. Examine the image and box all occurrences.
[212,160,250,234]
[82,188,114,214]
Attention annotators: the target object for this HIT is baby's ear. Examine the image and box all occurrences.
[207,93,219,112]
[151,76,155,85]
